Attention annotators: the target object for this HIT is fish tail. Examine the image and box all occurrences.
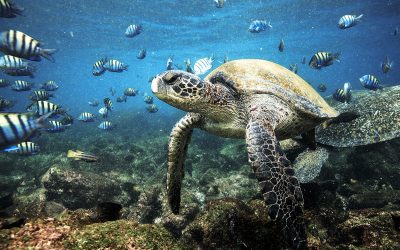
[36,111,55,129]
[355,14,363,21]
[333,52,340,62]
[268,21,273,28]
[40,49,57,62]
[67,150,79,159]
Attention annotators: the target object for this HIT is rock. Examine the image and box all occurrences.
[182,198,286,249]
[128,186,162,223]
[41,165,131,209]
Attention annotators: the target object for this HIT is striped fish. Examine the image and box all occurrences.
[98,107,108,118]
[29,90,53,101]
[11,80,33,91]
[0,79,10,87]
[98,121,114,130]
[0,30,57,62]
[248,20,272,33]
[41,80,59,91]
[46,120,67,132]
[333,82,352,104]
[0,112,52,149]
[193,56,213,75]
[104,97,113,111]
[0,97,13,111]
[103,59,128,72]
[116,95,127,103]
[27,101,63,116]
[88,99,99,107]
[0,0,23,18]
[124,88,136,96]
[2,67,35,77]
[146,104,158,113]
[309,52,340,69]
[0,55,33,69]
[338,14,363,29]
[4,141,39,155]
[144,95,153,104]
[67,150,98,162]
[78,112,95,122]
[359,75,381,91]
[92,58,106,76]
[125,24,142,38]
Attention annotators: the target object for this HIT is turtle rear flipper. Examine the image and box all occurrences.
[246,117,307,249]
[167,113,201,214]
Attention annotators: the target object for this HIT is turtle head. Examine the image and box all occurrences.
[151,70,206,111]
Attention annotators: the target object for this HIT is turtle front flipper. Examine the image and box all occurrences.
[167,113,202,214]
[246,117,307,249]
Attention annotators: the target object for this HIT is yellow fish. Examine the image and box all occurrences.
[67,150,98,162]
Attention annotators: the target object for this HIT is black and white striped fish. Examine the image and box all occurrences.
[309,52,340,69]
[116,95,127,103]
[11,80,33,91]
[144,95,153,104]
[193,56,213,75]
[103,59,128,72]
[0,30,57,62]
[92,58,106,76]
[359,74,381,91]
[4,141,39,155]
[41,80,59,91]
[46,120,67,132]
[29,90,53,101]
[338,14,363,29]
[27,101,63,116]
[0,112,52,149]
[0,0,23,18]
[0,96,13,111]
[0,79,10,87]
[78,112,95,122]
[2,67,35,77]
[0,55,34,70]
[98,121,114,130]
[104,98,113,111]
[124,88,136,96]
[125,24,142,38]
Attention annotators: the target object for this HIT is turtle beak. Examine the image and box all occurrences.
[151,75,166,96]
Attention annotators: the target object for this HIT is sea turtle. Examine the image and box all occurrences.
[317,85,400,147]
[151,59,354,249]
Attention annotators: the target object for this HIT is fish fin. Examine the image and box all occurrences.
[28,55,41,62]
[3,145,19,153]
[36,111,55,129]
[268,21,273,28]
[355,14,363,21]
[40,49,57,62]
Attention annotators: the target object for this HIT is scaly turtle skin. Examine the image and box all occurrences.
[152,59,340,249]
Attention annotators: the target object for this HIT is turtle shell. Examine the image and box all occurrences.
[205,59,338,118]
[316,85,400,147]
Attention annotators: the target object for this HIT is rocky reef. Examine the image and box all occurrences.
[1,110,400,249]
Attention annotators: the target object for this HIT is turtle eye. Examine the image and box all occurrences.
[164,72,181,85]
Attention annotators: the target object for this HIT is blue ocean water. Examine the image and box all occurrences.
[1,0,399,118]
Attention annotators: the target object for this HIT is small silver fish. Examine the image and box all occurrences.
[194,56,213,75]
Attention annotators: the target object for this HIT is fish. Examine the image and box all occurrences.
[146,104,158,113]
[289,64,298,74]
[41,80,59,91]
[0,55,36,77]
[248,20,272,33]
[60,114,74,125]
[27,101,64,116]
[301,57,306,64]
[166,57,174,70]
[214,0,225,8]
[194,56,213,75]
[124,88,136,96]
[109,87,116,96]
[78,112,95,122]
[309,52,340,69]
[125,24,142,38]
[67,150,98,162]
[0,79,10,87]
[4,141,39,155]
[0,96,14,111]
[46,120,68,132]
[223,55,229,64]
[92,58,106,76]
[104,98,113,111]
[144,95,153,104]
[11,80,33,91]
[116,95,127,103]
[278,38,284,52]
[317,84,327,92]
[29,90,53,101]
[136,49,146,59]
[393,27,398,36]
[103,59,128,72]
[184,59,194,73]
[338,14,363,29]
[0,30,57,62]
[0,112,52,149]
[88,99,99,107]
[98,107,108,118]
[381,56,393,74]
[98,121,114,130]
[359,75,382,91]
[0,0,23,18]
